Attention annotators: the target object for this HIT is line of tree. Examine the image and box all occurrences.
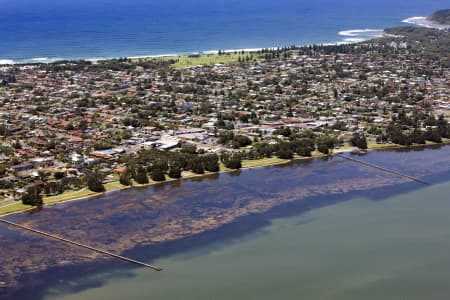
[118,145,226,184]
[239,131,337,159]
[85,172,105,192]
[350,134,368,150]
[384,118,448,146]
[22,186,43,206]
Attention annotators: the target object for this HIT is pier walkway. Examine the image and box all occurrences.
[0,218,163,271]
[335,154,429,185]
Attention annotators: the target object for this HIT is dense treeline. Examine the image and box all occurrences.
[18,118,447,205]
[384,26,450,58]
[118,145,224,184]
[380,114,449,146]
[428,9,450,25]
[38,57,176,73]
[114,130,343,184]
[21,186,43,206]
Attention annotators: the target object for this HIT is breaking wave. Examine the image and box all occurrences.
[337,29,384,44]
[402,16,450,30]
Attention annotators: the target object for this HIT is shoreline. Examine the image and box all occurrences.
[0,32,385,66]
[1,142,448,219]
[2,145,450,299]
[402,16,450,30]
[2,12,448,66]
[0,145,450,299]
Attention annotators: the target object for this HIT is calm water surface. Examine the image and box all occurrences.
[1,146,450,299]
[43,180,450,300]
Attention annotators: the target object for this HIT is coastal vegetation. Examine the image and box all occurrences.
[383,26,450,58]
[428,9,450,25]
[170,52,255,68]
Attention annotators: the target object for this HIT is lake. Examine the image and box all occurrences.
[45,181,450,300]
[1,145,450,299]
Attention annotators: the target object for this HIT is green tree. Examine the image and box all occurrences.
[151,167,166,182]
[189,157,204,174]
[223,154,242,169]
[292,138,314,156]
[350,134,367,150]
[273,127,293,137]
[22,186,43,206]
[203,154,220,172]
[437,115,449,138]
[119,169,132,186]
[86,172,105,192]
[232,135,252,149]
[411,129,426,144]
[168,164,182,179]
[276,143,294,159]
[78,120,88,131]
[133,165,149,184]
[0,124,8,137]
[425,127,442,143]
[316,135,336,155]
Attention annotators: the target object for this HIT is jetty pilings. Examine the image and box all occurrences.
[0,218,163,271]
[336,153,429,185]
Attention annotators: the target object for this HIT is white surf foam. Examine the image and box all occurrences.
[338,29,384,37]
[336,28,384,44]
[88,48,268,63]
[32,57,65,63]
[0,59,15,65]
[342,37,367,43]
[402,16,450,30]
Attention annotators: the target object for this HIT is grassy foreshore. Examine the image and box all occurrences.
[132,51,259,68]
[0,140,448,217]
[0,150,323,216]
[171,53,248,68]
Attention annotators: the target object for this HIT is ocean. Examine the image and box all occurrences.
[0,0,448,64]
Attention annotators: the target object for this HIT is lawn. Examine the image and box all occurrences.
[149,51,261,68]
[0,202,31,216]
[104,181,127,192]
[0,188,104,216]
[43,188,99,205]
[241,157,289,168]
[368,143,400,149]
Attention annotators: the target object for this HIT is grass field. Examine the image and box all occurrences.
[0,202,31,216]
[0,188,100,216]
[241,157,289,168]
[43,188,99,205]
[142,52,259,68]
[172,53,248,67]
[104,181,127,192]
[368,143,401,149]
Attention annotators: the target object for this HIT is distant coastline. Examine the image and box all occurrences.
[402,16,450,30]
[1,11,447,66]
[0,20,419,65]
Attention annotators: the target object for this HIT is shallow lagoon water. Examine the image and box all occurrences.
[1,146,450,299]
[44,180,450,300]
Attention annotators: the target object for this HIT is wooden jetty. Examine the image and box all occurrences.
[335,153,430,185]
[0,218,163,271]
